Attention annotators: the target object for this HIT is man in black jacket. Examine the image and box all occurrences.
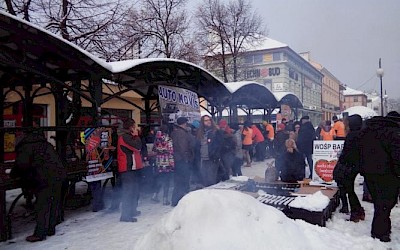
[12,131,66,242]
[171,117,194,206]
[297,116,315,179]
[358,114,400,242]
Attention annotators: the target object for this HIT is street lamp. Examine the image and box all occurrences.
[376,58,384,116]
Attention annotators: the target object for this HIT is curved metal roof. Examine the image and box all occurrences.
[273,91,303,108]
[107,59,231,107]
[223,81,277,109]
[0,11,231,108]
[0,11,110,89]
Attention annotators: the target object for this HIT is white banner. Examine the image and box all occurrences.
[158,85,201,124]
[312,140,344,183]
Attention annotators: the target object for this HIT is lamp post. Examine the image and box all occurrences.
[376,58,384,116]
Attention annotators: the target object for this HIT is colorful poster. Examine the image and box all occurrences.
[158,85,201,124]
[312,140,344,183]
[85,127,115,182]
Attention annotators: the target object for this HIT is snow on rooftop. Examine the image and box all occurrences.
[222,81,267,93]
[343,86,365,96]
[243,35,288,51]
[0,11,111,71]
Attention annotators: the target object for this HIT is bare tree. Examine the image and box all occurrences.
[127,0,194,59]
[196,0,266,82]
[4,0,34,20]
[2,0,137,61]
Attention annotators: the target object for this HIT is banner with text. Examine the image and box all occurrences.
[85,127,115,182]
[312,140,344,184]
[158,85,201,124]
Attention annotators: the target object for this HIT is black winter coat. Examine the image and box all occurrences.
[280,150,306,182]
[297,122,315,155]
[358,116,400,176]
[11,132,66,192]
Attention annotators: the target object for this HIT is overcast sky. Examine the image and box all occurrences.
[188,0,400,98]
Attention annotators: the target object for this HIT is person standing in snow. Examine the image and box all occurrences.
[279,138,305,182]
[297,116,315,179]
[171,117,194,206]
[333,115,365,222]
[197,115,224,186]
[151,124,174,206]
[357,113,400,242]
[332,115,346,140]
[230,123,243,176]
[12,130,66,242]
[117,118,143,222]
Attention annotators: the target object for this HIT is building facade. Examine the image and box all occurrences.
[206,37,324,125]
[342,87,368,110]
[300,52,346,121]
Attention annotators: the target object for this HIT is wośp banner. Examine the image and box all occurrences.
[158,85,201,124]
[312,140,344,184]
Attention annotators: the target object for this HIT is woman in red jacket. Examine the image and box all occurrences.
[117,118,143,222]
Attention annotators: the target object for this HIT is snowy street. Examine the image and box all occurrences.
[1,159,399,250]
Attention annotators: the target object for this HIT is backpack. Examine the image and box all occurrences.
[265,160,277,182]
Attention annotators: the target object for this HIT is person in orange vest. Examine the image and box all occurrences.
[251,124,266,161]
[242,120,254,167]
[117,118,143,222]
[262,121,275,158]
[320,120,336,141]
[332,115,346,140]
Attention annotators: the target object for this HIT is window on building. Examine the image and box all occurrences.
[245,56,253,64]
[354,97,358,102]
[254,54,263,63]
[273,52,281,61]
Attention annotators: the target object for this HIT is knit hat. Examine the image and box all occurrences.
[177,117,188,125]
[191,120,200,129]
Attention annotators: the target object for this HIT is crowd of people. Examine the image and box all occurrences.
[10,111,400,243]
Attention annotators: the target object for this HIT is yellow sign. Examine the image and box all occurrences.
[4,133,15,153]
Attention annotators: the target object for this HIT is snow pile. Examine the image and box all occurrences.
[289,191,330,212]
[134,189,379,250]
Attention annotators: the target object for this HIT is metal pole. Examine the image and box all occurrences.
[379,58,384,116]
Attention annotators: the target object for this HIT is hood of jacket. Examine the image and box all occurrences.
[347,114,363,131]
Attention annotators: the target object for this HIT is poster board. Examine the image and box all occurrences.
[312,140,344,183]
[84,127,115,182]
[158,85,201,124]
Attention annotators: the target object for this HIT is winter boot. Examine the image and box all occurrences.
[350,207,365,222]
[358,207,365,221]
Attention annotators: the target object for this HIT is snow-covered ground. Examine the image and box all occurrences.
[1,159,399,250]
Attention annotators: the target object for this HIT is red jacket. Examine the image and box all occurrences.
[117,134,143,172]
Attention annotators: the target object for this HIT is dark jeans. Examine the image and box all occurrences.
[89,181,104,212]
[120,171,141,220]
[34,182,62,238]
[221,152,234,180]
[255,141,266,161]
[200,159,219,187]
[266,139,274,158]
[338,173,362,212]
[364,174,400,238]
[171,161,191,206]
[232,157,243,176]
